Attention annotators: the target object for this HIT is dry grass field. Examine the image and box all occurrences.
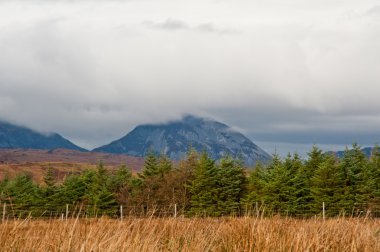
[1,217,380,251]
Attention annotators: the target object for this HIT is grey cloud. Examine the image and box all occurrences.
[1,0,380,154]
[142,19,240,34]
[142,19,189,30]
[195,23,240,34]
[366,6,380,16]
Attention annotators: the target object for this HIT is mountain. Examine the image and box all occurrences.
[0,121,86,151]
[94,115,271,165]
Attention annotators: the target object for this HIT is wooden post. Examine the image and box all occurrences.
[174,204,177,218]
[66,204,69,220]
[2,203,6,222]
[120,205,123,220]
[256,202,259,217]
[322,202,325,221]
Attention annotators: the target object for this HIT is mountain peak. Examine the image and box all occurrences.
[94,115,271,165]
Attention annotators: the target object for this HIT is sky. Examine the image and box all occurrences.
[0,0,380,156]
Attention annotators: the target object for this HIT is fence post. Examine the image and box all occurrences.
[256,202,259,217]
[322,202,325,221]
[2,203,5,222]
[120,205,123,220]
[66,204,69,220]
[174,204,177,218]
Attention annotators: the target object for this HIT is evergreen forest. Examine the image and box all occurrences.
[1,144,380,218]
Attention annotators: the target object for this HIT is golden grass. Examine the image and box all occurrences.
[1,217,380,251]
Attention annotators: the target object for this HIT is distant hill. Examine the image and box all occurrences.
[0,121,86,151]
[332,146,376,159]
[94,115,271,165]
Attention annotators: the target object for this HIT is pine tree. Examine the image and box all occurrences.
[243,161,267,207]
[157,154,172,178]
[2,173,41,207]
[261,153,293,214]
[339,143,370,211]
[43,166,56,189]
[310,154,344,216]
[56,173,87,205]
[217,156,246,216]
[89,164,117,215]
[188,152,219,216]
[41,166,58,210]
[286,153,310,215]
[108,164,132,193]
[369,145,380,204]
[140,151,159,179]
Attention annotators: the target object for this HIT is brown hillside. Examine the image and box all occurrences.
[0,149,144,183]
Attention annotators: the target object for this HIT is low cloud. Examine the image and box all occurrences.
[142,19,240,34]
[0,0,380,153]
[142,19,189,31]
[366,5,380,16]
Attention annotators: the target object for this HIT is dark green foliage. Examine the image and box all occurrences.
[369,145,380,202]
[140,151,159,179]
[243,162,267,206]
[188,152,220,216]
[43,166,56,189]
[261,154,294,213]
[1,173,40,205]
[82,163,117,215]
[339,144,370,210]
[108,164,133,193]
[2,144,380,218]
[310,154,344,215]
[157,154,173,177]
[216,156,247,216]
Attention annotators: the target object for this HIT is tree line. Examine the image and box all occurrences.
[1,144,380,217]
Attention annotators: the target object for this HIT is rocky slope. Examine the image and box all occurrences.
[94,115,271,165]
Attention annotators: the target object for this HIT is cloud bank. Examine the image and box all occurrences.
[0,0,379,154]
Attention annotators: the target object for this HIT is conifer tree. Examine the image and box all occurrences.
[55,174,86,205]
[41,166,58,209]
[43,166,56,189]
[369,145,380,203]
[140,151,159,179]
[286,153,310,215]
[310,154,344,215]
[188,152,219,216]
[243,161,267,206]
[108,164,133,193]
[339,143,370,210]
[2,173,41,206]
[157,154,172,178]
[261,154,293,213]
[217,156,246,215]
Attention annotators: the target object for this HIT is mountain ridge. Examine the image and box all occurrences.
[0,121,86,152]
[331,146,376,158]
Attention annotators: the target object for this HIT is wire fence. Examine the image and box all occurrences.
[0,203,186,220]
[2,202,380,220]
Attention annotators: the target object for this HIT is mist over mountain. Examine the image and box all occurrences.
[94,115,271,165]
[0,121,86,151]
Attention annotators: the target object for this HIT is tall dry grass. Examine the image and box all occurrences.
[1,216,380,251]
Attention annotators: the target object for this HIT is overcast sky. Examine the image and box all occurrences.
[0,0,380,156]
